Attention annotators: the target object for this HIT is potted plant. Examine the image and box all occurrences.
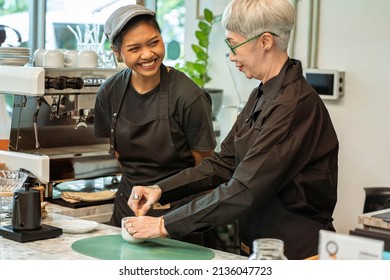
[176,8,223,119]
[176,8,220,87]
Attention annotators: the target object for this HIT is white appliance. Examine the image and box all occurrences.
[0,66,121,197]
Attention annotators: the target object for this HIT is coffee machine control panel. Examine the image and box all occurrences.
[83,77,107,87]
[45,76,109,90]
[0,66,120,96]
[42,68,118,95]
[45,76,84,90]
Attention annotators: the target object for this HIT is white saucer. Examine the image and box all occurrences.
[0,47,30,53]
[52,220,99,234]
[0,58,30,66]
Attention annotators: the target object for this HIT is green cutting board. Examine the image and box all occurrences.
[71,235,215,260]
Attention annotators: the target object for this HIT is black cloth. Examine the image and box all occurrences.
[94,65,216,226]
[157,59,339,260]
[94,65,216,153]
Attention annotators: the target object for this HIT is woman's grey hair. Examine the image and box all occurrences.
[222,0,295,51]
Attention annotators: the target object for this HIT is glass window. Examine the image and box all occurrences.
[0,0,30,47]
[45,0,138,50]
[0,0,185,59]
[0,0,29,141]
[156,0,185,65]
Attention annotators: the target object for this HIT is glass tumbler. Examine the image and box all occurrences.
[0,170,27,226]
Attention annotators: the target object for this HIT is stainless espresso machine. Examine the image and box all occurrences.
[0,66,121,203]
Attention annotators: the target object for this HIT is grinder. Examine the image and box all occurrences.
[12,183,41,230]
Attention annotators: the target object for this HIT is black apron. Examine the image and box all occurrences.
[110,66,194,226]
[234,87,335,260]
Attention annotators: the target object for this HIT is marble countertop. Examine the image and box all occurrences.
[0,204,245,260]
[358,208,390,230]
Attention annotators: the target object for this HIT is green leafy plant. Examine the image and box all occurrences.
[176,8,221,88]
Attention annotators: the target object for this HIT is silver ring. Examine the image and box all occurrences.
[132,194,141,200]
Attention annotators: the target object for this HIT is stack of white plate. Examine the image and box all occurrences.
[0,47,31,66]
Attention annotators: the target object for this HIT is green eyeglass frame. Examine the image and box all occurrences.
[224,31,278,55]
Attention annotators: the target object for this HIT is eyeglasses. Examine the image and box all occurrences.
[224,31,278,55]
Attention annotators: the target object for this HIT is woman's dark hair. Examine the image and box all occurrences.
[112,14,161,52]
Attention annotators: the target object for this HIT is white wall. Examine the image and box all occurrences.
[185,0,390,234]
[185,0,258,142]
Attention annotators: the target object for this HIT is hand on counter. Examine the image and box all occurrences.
[128,185,162,216]
[124,215,168,240]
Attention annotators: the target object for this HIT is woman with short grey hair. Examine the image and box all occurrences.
[222,0,294,50]
[126,0,338,260]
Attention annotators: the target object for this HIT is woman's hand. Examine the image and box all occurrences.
[128,185,162,216]
[125,216,168,239]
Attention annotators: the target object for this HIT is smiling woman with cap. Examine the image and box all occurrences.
[94,5,216,231]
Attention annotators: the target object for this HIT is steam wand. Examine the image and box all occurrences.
[33,98,42,149]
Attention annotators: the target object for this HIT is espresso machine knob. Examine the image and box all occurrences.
[45,76,67,90]
[64,77,84,89]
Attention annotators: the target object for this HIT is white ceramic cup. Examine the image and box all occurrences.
[33,48,46,67]
[64,50,78,67]
[121,217,145,244]
[43,49,64,68]
[77,50,98,68]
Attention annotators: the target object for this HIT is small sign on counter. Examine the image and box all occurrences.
[318,230,384,260]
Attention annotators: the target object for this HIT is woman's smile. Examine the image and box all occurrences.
[139,59,157,68]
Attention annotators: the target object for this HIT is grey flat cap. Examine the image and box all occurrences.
[104,4,156,45]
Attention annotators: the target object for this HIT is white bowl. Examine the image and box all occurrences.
[52,219,98,234]
[121,217,145,244]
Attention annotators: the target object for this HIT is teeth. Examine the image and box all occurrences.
[141,60,155,67]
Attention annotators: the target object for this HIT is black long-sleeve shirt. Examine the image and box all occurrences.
[157,59,338,259]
